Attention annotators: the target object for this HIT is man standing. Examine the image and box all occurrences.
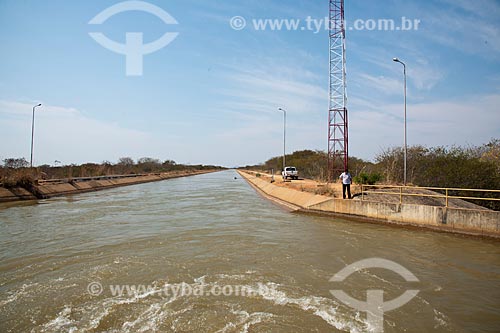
[339,169,352,199]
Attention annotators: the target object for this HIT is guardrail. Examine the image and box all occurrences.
[37,173,163,185]
[360,184,500,209]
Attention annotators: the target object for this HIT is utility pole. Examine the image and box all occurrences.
[278,108,287,171]
[30,103,42,167]
[393,58,407,185]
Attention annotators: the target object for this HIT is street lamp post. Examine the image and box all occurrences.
[393,58,407,186]
[30,103,42,168]
[278,108,287,172]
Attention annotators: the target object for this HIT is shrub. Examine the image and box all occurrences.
[354,172,382,185]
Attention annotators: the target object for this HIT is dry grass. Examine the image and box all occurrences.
[0,168,39,188]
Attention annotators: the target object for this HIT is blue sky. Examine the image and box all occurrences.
[1,0,499,167]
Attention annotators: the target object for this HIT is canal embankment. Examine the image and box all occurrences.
[237,170,500,239]
[0,170,218,202]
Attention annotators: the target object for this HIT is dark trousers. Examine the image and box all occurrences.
[342,184,351,199]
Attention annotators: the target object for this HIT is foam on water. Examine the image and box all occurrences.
[216,309,274,333]
[0,282,39,307]
[121,303,164,332]
[433,309,450,329]
[252,282,368,332]
[35,273,369,332]
[40,306,77,333]
[415,295,452,330]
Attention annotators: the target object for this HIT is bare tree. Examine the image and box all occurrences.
[117,157,135,166]
[3,158,29,169]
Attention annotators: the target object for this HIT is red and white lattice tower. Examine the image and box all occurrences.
[328,0,348,181]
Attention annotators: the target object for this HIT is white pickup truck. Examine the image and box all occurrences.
[282,166,298,180]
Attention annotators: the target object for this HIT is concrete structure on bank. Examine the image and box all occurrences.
[0,171,215,203]
[238,170,500,239]
[0,186,36,201]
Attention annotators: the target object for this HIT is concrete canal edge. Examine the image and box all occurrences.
[237,170,500,239]
[0,170,218,203]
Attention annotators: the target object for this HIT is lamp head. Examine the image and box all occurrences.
[393,58,399,62]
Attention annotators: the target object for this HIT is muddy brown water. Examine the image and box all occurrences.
[0,170,499,332]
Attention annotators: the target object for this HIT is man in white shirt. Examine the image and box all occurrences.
[339,169,352,199]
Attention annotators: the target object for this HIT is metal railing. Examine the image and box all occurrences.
[37,173,163,185]
[360,184,500,209]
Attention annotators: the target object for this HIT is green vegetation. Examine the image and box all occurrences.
[242,150,330,180]
[376,141,500,188]
[241,139,500,210]
[375,142,500,210]
[241,149,379,182]
[353,172,382,185]
[0,157,225,188]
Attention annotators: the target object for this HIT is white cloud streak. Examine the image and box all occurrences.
[349,92,500,160]
[0,100,153,165]
[417,0,500,59]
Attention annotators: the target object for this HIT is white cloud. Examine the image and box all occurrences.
[0,100,154,165]
[354,73,402,96]
[417,2,500,59]
[349,93,500,160]
[408,58,444,91]
[191,60,329,165]
[223,67,327,110]
[350,42,445,93]
[213,61,327,137]
[440,0,500,21]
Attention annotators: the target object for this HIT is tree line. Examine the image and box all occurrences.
[0,157,225,187]
[241,139,500,209]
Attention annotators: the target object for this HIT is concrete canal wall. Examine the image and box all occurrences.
[0,170,217,203]
[238,170,500,239]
